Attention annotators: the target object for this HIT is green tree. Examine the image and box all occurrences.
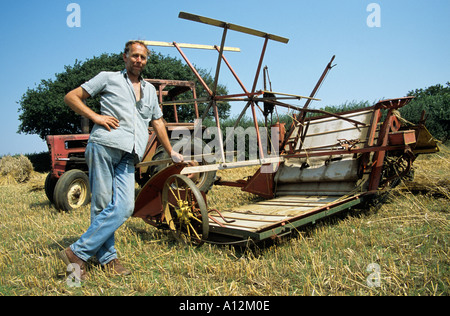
[402,82,450,142]
[407,82,450,98]
[17,52,230,139]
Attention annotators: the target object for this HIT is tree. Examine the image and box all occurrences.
[407,82,450,98]
[402,82,450,142]
[17,52,230,139]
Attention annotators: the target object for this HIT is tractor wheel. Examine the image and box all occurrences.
[162,174,209,247]
[148,139,216,193]
[53,169,91,211]
[44,173,58,204]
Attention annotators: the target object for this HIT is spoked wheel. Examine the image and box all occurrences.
[162,174,209,247]
[381,150,415,185]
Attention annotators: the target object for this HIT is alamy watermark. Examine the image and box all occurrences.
[366,263,381,288]
[367,3,381,28]
[65,4,381,30]
[169,119,281,174]
[66,3,81,28]
[66,263,82,287]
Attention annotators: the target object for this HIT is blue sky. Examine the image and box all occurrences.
[0,0,449,156]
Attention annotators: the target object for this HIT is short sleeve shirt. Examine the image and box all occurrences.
[81,70,162,162]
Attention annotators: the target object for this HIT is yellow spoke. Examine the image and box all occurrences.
[185,223,191,237]
[189,223,201,240]
[168,202,176,208]
[189,213,203,223]
[169,186,180,202]
[174,178,181,200]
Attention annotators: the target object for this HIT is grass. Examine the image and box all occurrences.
[0,146,449,296]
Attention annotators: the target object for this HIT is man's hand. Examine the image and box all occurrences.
[64,87,121,131]
[92,113,120,132]
[152,118,185,163]
[170,150,184,163]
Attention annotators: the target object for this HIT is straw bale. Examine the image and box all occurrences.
[0,155,34,184]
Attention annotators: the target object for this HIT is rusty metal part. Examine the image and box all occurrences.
[133,163,186,221]
[381,149,415,184]
[337,138,361,150]
[375,96,415,110]
[208,209,236,226]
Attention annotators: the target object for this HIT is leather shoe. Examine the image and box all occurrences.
[104,259,131,276]
[57,247,87,281]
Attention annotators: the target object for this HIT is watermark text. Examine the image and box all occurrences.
[66,3,81,28]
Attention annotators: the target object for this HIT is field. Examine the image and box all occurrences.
[0,146,449,296]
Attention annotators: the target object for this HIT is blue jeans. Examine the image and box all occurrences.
[70,142,135,265]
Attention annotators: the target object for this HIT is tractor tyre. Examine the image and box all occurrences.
[148,139,216,193]
[53,169,91,211]
[44,173,58,204]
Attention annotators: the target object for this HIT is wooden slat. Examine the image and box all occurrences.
[143,40,241,52]
[208,195,343,232]
[180,157,283,174]
[179,12,289,44]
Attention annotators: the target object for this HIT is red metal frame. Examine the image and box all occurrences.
[46,134,89,178]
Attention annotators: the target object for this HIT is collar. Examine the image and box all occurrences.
[122,69,146,86]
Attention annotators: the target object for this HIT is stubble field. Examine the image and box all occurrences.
[0,146,449,296]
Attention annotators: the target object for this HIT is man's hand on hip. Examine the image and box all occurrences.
[93,114,120,132]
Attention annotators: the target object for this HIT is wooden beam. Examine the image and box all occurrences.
[178,12,289,44]
[143,40,240,52]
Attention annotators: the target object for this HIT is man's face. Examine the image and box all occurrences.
[123,43,148,78]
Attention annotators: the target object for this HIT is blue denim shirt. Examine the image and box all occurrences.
[81,70,162,162]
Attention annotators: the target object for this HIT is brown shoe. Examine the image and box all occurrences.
[57,247,87,281]
[104,259,131,276]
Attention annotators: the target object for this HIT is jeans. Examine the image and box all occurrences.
[70,142,135,265]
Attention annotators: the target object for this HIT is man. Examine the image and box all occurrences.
[58,41,183,280]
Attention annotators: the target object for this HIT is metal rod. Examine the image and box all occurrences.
[173,42,213,97]
[263,99,368,126]
[212,100,226,163]
[301,55,335,114]
[212,26,229,96]
[215,45,250,95]
[281,55,336,152]
[250,37,270,160]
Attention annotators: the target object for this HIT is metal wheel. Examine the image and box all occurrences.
[381,150,415,185]
[162,174,209,247]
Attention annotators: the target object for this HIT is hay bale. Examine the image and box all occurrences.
[0,155,34,184]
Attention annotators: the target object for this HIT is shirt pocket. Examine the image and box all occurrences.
[136,100,151,120]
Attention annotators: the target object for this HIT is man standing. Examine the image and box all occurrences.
[59,41,183,280]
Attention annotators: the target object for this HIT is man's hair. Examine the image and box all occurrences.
[124,40,150,56]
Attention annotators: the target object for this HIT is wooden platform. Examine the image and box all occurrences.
[208,194,363,240]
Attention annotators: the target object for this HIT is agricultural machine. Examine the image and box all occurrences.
[47,12,439,246]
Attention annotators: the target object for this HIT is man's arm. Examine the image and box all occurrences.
[64,87,120,132]
[151,118,184,163]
